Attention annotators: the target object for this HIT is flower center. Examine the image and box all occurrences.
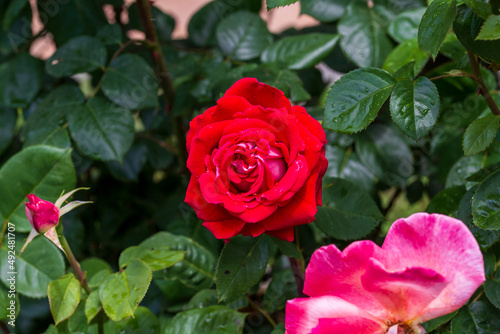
[229,141,287,193]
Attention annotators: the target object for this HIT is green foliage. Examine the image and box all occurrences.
[48,274,81,325]
[215,236,269,301]
[1,0,500,332]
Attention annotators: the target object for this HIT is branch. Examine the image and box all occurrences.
[468,52,500,116]
[136,0,187,168]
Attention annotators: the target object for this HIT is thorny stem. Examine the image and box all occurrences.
[246,295,277,328]
[136,0,187,169]
[468,52,500,116]
[59,234,92,295]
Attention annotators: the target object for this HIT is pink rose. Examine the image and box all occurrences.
[286,213,485,333]
[185,78,327,241]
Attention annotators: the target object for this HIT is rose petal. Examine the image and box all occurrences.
[311,317,386,334]
[224,77,291,110]
[285,296,385,334]
[378,213,485,322]
[303,241,388,319]
[202,220,246,239]
[266,226,294,242]
[361,258,449,322]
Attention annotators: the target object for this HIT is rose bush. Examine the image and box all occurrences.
[185,78,327,241]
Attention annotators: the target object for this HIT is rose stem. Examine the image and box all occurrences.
[468,52,500,116]
[59,234,91,295]
[289,257,306,298]
[136,0,188,169]
[246,295,277,328]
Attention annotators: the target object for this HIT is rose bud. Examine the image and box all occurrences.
[25,194,60,234]
[185,78,328,242]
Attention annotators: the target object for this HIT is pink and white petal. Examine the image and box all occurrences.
[303,242,388,319]
[311,317,387,334]
[361,258,449,322]
[202,220,246,239]
[285,296,385,334]
[379,213,485,321]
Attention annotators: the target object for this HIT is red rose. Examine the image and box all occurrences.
[185,78,327,241]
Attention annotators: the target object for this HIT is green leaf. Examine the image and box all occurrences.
[215,236,268,302]
[389,76,439,140]
[355,124,414,186]
[2,0,29,30]
[80,257,112,282]
[463,0,492,19]
[101,54,159,110]
[426,185,466,215]
[115,306,160,334]
[472,169,500,229]
[445,155,483,188]
[262,270,297,313]
[164,305,247,334]
[106,142,148,181]
[267,236,301,259]
[216,11,272,60]
[96,24,122,45]
[261,33,339,69]
[118,245,185,271]
[477,15,500,40]
[67,97,134,162]
[188,1,235,47]
[422,310,458,332]
[463,114,500,155]
[338,3,394,67]
[100,258,152,321]
[266,0,298,9]
[0,285,19,320]
[45,36,106,77]
[323,68,396,133]
[454,5,500,63]
[0,236,65,298]
[300,0,350,22]
[42,0,108,46]
[458,186,500,250]
[67,301,88,333]
[85,290,101,323]
[325,144,375,194]
[383,38,429,75]
[417,0,456,58]
[244,65,311,101]
[140,232,215,290]
[0,52,43,108]
[315,177,383,240]
[388,7,426,43]
[0,108,16,155]
[452,301,500,333]
[485,271,500,309]
[48,273,81,325]
[0,145,75,231]
[22,85,84,149]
